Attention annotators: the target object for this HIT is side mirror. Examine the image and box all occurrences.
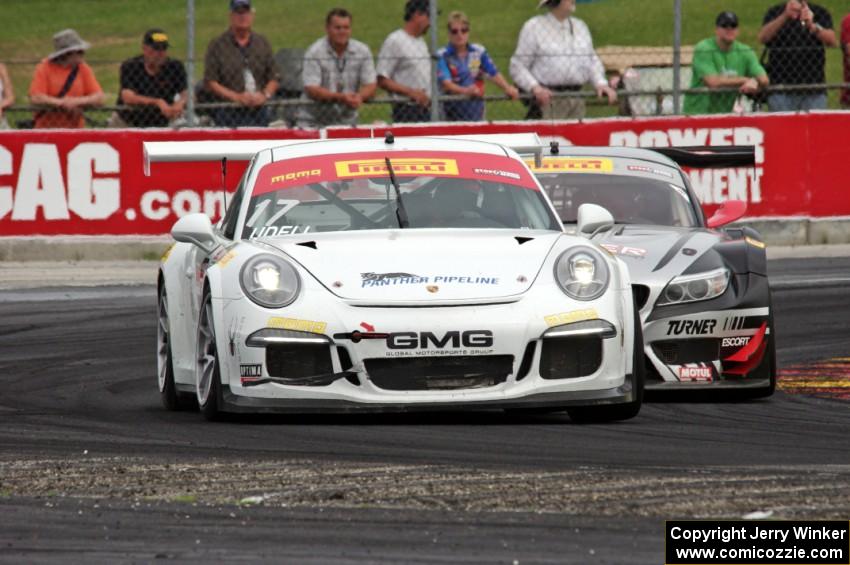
[577,203,615,237]
[172,213,218,253]
[706,200,747,229]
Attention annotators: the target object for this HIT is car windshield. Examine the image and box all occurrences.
[536,172,698,227]
[241,151,561,239]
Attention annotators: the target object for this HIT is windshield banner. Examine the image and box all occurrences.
[253,151,537,195]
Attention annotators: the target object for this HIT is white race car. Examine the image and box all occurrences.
[146,134,643,421]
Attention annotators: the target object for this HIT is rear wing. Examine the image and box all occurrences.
[142,139,319,175]
[650,146,756,168]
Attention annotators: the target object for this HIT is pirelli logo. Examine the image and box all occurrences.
[530,158,614,173]
[270,169,321,184]
[335,158,459,177]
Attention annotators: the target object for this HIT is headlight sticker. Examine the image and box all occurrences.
[544,308,599,327]
[267,317,327,334]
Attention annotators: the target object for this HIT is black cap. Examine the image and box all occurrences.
[143,29,169,50]
[230,0,251,11]
[715,11,738,28]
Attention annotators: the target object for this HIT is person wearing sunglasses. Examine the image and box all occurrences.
[436,11,519,121]
[28,29,104,128]
[684,11,768,115]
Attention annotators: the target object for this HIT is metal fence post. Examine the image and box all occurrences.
[186,0,198,126]
[672,0,682,114]
[429,0,440,122]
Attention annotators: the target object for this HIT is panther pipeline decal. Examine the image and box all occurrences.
[253,151,538,195]
[779,358,850,400]
[360,272,499,288]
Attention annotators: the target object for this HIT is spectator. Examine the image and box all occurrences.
[203,0,280,127]
[112,29,188,128]
[376,0,433,123]
[296,8,377,128]
[28,29,104,129]
[758,0,838,112]
[0,63,14,129]
[841,12,850,108]
[510,0,616,120]
[684,11,768,115]
[437,11,519,121]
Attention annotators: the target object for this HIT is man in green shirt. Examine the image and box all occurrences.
[684,11,769,114]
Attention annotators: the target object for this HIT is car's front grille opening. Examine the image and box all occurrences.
[539,336,602,379]
[515,342,537,382]
[266,343,333,385]
[645,355,664,382]
[652,339,719,365]
[336,346,360,386]
[364,355,514,391]
[632,284,651,310]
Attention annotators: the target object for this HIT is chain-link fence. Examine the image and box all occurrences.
[1,0,848,130]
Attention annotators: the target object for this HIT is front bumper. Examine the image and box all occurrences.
[213,288,635,413]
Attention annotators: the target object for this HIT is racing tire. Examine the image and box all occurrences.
[158,285,193,411]
[567,296,645,423]
[196,289,224,421]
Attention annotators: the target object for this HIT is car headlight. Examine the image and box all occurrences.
[658,267,729,306]
[240,254,300,308]
[554,247,610,301]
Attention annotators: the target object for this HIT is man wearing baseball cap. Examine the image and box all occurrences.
[113,29,188,127]
[684,11,769,115]
[203,0,280,127]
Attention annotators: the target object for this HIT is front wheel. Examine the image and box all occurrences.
[196,290,224,421]
[568,297,645,423]
[158,285,193,410]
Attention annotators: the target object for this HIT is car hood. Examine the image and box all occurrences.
[264,229,563,302]
[593,225,722,282]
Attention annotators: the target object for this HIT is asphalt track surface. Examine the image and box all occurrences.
[0,256,848,563]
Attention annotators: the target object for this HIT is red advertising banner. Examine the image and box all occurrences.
[327,112,850,219]
[0,128,317,236]
[1,113,847,236]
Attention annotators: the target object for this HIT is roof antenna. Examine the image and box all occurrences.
[549,141,560,155]
[385,131,394,145]
[220,157,228,211]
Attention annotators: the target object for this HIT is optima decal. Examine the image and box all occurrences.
[667,319,717,336]
[240,364,263,384]
[545,308,599,327]
[336,158,458,178]
[267,317,327,334]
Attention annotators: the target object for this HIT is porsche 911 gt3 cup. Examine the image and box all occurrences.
[525,143,775,397]
[146,134,643,420]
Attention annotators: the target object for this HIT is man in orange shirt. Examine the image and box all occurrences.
[28,29,104,128]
